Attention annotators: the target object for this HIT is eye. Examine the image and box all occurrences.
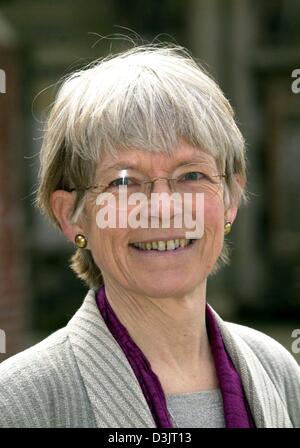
[179,171,205,182]
[108,177,137,188]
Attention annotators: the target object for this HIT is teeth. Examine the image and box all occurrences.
[158,241,166,251]
[167,240,175,251]
[180,239,186,248]
[132,239,192,251]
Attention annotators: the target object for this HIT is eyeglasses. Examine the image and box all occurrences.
[70,163,226,198]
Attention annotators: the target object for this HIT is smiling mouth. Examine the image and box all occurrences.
[129,238,196,252]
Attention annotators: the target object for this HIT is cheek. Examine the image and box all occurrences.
[88,223,131,271]
[89,227,117,256]
[203,195,224,235]
[84,201,114,258]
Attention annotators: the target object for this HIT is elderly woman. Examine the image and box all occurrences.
[0,45,299,429]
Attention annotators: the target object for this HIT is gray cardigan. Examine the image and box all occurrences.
[0,289,299,428]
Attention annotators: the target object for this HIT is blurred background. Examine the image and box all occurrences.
[0,0,299,363]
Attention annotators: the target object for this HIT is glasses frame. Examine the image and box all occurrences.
[69,164,227,197]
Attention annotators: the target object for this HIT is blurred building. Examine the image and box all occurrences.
[188,0,300,320]
[0,13,28,359]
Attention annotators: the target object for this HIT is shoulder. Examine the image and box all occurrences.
[224,320,300,403]
[224,320,299,368]
[0,326,69,375]
[0,327,75,427]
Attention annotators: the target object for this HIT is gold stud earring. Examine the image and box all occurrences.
[75,234,87,248]
[224,221,232,235]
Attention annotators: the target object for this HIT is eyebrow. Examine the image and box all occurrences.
[101,155,214,172]
[104,162,138,170]
[175,157,214,167]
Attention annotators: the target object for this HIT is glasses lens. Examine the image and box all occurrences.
[103,169,146,195]
[174,164,223,194]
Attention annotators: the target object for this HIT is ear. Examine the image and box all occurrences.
[50,190,85,244]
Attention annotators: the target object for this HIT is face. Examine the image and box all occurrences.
[78,141,234,298]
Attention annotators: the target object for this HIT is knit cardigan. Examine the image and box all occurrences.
[0,289,299,428]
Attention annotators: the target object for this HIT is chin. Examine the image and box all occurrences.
[128,270,205,298]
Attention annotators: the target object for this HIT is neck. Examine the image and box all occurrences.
[103,279,211,379]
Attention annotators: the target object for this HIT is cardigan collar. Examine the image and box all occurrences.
[95,285,255,428]
[66,289,293,428]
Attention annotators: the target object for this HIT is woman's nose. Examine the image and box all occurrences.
[146,179,180,226]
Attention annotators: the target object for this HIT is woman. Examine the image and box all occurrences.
[0,45,299,428]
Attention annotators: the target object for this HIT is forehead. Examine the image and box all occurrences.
[98,142,217,172]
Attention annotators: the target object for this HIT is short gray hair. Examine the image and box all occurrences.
[36,44,248,288]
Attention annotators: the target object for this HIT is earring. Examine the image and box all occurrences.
[224,221,232,235]
[75,234,87,248]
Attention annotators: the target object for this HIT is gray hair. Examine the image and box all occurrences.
[36,44,248,288]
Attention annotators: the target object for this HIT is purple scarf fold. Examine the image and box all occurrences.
[205,304,255,428]
[96,286,255,428]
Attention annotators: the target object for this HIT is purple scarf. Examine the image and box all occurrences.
[96,286,255,428]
